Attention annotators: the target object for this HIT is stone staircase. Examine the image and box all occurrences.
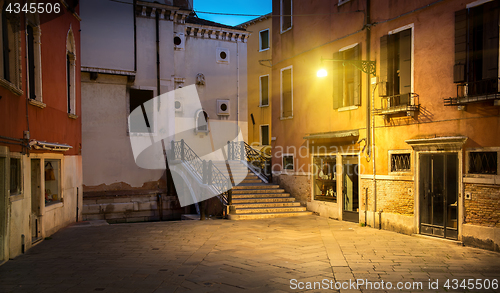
[212,161,312,220]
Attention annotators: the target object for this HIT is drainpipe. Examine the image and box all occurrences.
[133,0,137,72]
[236,40,240,140]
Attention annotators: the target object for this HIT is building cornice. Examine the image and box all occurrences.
[136,1,191,24]
[185,24,249,43]
[238,13,272,29]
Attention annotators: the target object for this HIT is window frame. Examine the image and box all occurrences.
[282,153,294,171]
[280,66,293,119]
[259,74,269,107]
[195,109,210,134]
[388,24,414,95]
[465,147,500,178]
[388,150,413,175]
[9,154,22,199]
[127,86,157,136]
[280,0,292,33]
[259,28,270,52]
[66,26,76,117]
[338,43,361,110]
[44,158,63,207]
[0,2,22,95]
[312,154,338,203]
[260,124,270,146]
[26,17,43,106]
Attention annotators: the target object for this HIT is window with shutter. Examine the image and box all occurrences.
[281,0,292,32]
[281,67,293,118]
[334,44,361,109]
[260,75,269,106]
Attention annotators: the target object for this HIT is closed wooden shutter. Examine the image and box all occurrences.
[379,35,389,96]
[454,9,467,83]
[399,28,412,95]
[332,51,342,109]
[353,44,361,106]
[482,0,499,82]
[281,68,292,117]
[282,0,292,31]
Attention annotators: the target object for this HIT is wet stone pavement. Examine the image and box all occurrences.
[0,215,499,293]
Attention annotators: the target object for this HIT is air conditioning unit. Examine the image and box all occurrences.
[174,32,185,50]
[216,48,229,64]
[175,100,183,112]
[217,99,230,115]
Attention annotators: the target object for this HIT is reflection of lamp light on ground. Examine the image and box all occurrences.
[317,68,327,78]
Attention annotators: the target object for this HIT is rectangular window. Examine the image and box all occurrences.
[391,153,411,172]
[454,1,499,96]
[2,10,11,82]
[260,125,269,146]
[281,0,292,32]
[469,151,498,175]
[333,44,361,109]
[379,28,412,107]
[281,67,292,118]
[27,25,36,100]
[259,29,269,51]
[282,154,294,170]
[129,89,155,133]
[10,158,21,195]
[260,75,269,106]
[313,156,337,202]
[44,159,61,206]
[1,8,21,90]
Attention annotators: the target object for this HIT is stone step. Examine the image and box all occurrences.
[228,211,313,220]
[232,197,296,203]
[233,184,280,190]
[234,206,307,214]
[232,202,301,208]
[240,179,262,184]
[232,189,285,194]
[232,193,291,198]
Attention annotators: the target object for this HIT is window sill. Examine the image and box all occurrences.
[259,48,270,52]
[280,27,292,34]
[280,116,293,120]
[9,194,24,202]
[128,131,157,137]
[0,78,23,96]
[45,201,63,211]
[259,104,270,108]
[28,99,46,109]
[68,113,78,119]
[338,105,359,112]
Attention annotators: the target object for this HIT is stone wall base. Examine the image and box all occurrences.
[462,224,500,252]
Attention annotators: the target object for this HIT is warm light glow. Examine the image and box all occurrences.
[317,68,327,77]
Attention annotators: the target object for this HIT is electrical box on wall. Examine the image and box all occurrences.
[216,47,229,64]
[217,99,230,115]
[174,32,185,50]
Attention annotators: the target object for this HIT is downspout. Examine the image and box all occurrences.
[236,39,240,140]
[24,1,30,155]
[133,0,137,72]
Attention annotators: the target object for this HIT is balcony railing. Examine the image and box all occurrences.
[373,92,419,116]
[444,78,500,106]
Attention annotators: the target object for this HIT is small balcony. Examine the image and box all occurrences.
[373,92,420,117]
[444,78,500,106]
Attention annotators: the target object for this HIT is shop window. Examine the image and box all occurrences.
[259,29,269,51]
[281,66,292,118]
[469,151,498,175]
[379,28,412,106]
[260,125,269,146]
[44,159,61,205]
[282,154,294,170]
[67,27,76,114]
[390,153,411,172]
[313,156,337,202]
[260,75,269,106]
[281,0,292,32]
[9,157,21,195]
[129,88,155,134]
[454,1,499,96]
[0,3,22,92]
[333,44,361,109]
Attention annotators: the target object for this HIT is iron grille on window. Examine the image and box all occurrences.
[391,153,411,172]
[469,152,498,175]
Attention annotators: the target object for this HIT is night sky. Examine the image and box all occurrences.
[193,0,272,26]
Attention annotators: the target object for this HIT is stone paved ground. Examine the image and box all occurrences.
[1,215,499,293]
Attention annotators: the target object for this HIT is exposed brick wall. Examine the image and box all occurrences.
[464,183,500,228]
[360,178,414,215]
[274,174,311,205]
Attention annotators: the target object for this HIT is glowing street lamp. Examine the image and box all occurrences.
[317,68,328,78]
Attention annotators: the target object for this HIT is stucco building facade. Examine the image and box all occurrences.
[80,0,249,221]
[271,0,500,251]
[0,0,82,262]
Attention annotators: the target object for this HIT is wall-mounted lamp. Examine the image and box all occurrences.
[317,57,376,77]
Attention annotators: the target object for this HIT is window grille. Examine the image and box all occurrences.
[391,153,411,172]
[469,152,497,175]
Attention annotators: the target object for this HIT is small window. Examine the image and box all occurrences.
[260,125,269,146]
[174,36,181,46]
[283,154,294,170]
[333,44,361,109]
[10,157,21,195]
[196,110,209,133]
[44,159,61,206]
[129,89,155,133]
[67,27,76,114]
[281,0,292,32]
[1,5,22,91]
[281,67,292,118]
[259,29,269,51]
[260,75,269,106]
[391,153,411,172]
[469,152,498,175]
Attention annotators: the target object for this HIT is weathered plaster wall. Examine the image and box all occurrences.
[273,174,310,205]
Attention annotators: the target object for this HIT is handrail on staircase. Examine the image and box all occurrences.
[170,139,232,205]
[227,141,272,182]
